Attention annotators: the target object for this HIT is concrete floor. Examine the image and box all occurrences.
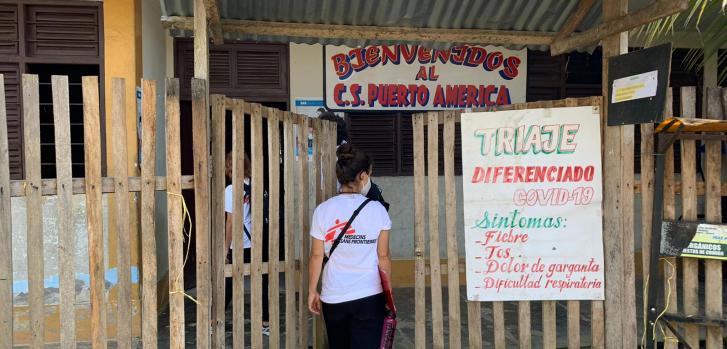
[19,279,727,348]
[154,286,596,348]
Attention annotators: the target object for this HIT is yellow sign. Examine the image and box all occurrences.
[680,224,727,260]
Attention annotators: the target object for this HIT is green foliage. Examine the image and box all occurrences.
[633,0,727,83]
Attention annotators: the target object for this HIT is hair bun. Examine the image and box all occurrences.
[336,143,355,158]
[334,143,372,185]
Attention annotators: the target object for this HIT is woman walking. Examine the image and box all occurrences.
[308,144,392,348]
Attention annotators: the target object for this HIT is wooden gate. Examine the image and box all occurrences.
[0,74,336,348]
[640,86,725,349]
[413,90,727,348]
[412,97,604,349]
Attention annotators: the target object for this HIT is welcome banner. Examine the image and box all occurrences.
[461,106,605,301]
[324,44,526,111]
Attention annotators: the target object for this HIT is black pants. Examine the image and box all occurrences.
[322,293,386,349]
[224,248,269,322]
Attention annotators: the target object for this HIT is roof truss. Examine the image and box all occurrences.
[161,16,556,46]
[164,0,690,55]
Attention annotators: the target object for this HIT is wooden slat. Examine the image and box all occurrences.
[640,120,655,281]
[231,99,245,349]
[493,302,506,349]
[310,118,326,348]
[140,79,158,349]
[542,300,556,349]
[210,94,226,348]
[518,301,531,349]
[9,174,724,197]
[327,121,337,195]
[466,301,482,348]
[601,1,627,347]
[662,129,677,349]
[23,74,44,349]
[443,110,461,349]
[426,111,444,349]
[10,175,195,196]
[659,88,677,349]
[704,87,723,349]
[82,76,106,349]
[412,114,426,349]
[0,74,12,349]
[567,301,580,349]
[111,77,132,349]
[52,75,76,349]
[165,78,185,349]
[679,87,699,348]
[268,108,282,349]
[621,105,637,349]
[564,96,580,349]
[313,118,323,205]
[297,115,311,349]
[283,111,297,349]
[191,78,211,349]
[250,103,264,349]
[591,301,604,349]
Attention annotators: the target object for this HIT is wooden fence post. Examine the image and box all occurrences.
[679,86,699,348]
[250,103,265,349]
[191,78,211,349]
[283,111,297,349]
[704,87,724,349]
[662,89,677,349]
[427,111,445,349]
[297,115,311,349]
[443,110,462,349]
[601,0,630,348]
[140,79,158,349]
[210,94,226,348]
[231,99,246,349]
[52,75,76,349]
[82,76,107,349]
[268,108,282,349]
[165,78,185,349]
[23,74,44,349]
[111,77,133,349]
[0,74,12,349]
[412,114,426,349]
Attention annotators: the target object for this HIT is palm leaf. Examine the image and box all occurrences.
[634,0,727,84]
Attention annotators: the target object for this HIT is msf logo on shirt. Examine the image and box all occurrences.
[324,219,356,243]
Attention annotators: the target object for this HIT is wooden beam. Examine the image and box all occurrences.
[550,0,689,55]
[554,0,596,42]
[194,0,208,79]
[203,0,223,45]
[161,16,556,46]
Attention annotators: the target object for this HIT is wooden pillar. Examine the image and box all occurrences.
[193,1,212,348]
[601,0,635,348]
[194,0,209,80]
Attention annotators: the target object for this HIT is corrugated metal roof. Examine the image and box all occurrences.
[160,0,651,51]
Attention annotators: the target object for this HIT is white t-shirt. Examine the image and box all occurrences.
[310,193,392,304]
[224,180,252,249]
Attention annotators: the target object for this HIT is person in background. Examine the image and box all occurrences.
[318,111,390,211]
[224,151,271,336]
[308,144,392,348]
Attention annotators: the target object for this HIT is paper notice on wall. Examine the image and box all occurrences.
[611,70,658,103]
[461,106,605,301]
